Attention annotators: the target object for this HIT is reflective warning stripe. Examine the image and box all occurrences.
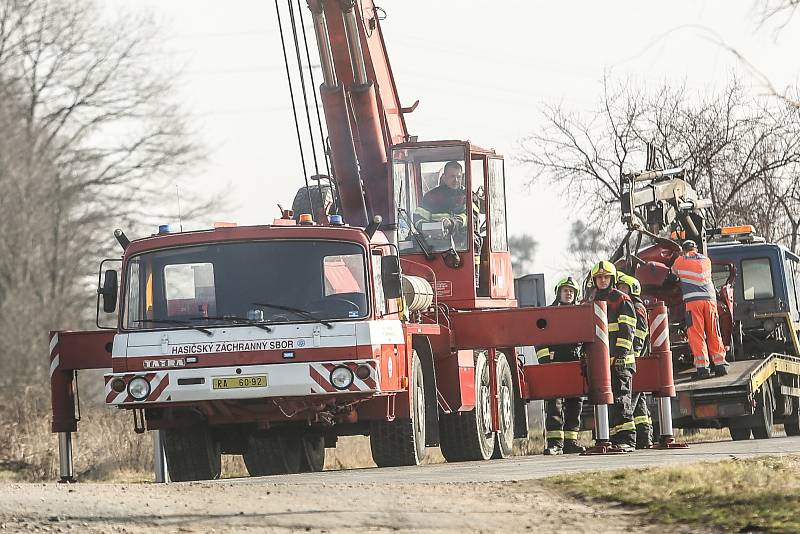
[563,430,579,440]
[546,430,565,439]
[618,314,637,327]
[610,421,636,434]
[608,322,619,332]
[635,328,648,339]
[616,338,633,350]
[414,206,432,219]
[537,347,551,362]
[610,354,635,366]
[634,415,652,426]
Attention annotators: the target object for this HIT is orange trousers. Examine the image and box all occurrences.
[685,300,727,368]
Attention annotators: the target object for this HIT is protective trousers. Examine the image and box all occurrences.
[632,392,653,448]
[685,300,727,368]
[545,396,583,447]
[609,366,636,447]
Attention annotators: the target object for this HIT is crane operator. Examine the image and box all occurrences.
[413,161,468,239]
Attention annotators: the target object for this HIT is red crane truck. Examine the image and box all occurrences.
[48,1,677,482]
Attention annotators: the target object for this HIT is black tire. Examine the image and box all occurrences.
[300,434,325,473]
[752,384,776,440]
[370,351,427,467]
[439,351,495,462]
[729,426,752,441]
[163,425,221,482]
[492,352,515,459]
[730,320,743,362]
[785,398,800,437]
[291,183,333,220]
[243,432,303,476]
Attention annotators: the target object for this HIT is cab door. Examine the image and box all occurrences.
[486,157,513,300]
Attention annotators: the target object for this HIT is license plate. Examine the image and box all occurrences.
[212,375,268,390]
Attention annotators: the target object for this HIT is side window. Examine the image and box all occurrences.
[741,258,774,300]
[372,253,386,316]
[786,256,800,313]
[711,264,732,290]
[489,158,508,252]
[124,258,141,328]
[471,158,486,241]
[164,263,216,317]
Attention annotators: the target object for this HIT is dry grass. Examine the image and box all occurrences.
[0,389,153,482]
[545,455,800,533]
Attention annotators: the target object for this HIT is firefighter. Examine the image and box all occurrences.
[588,261,637,451]
[617,273,653,449]
[536,276,585,455]
[413,161,467,234]
[671,240,729,379]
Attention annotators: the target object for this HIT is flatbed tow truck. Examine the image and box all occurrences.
[613,158,800,440]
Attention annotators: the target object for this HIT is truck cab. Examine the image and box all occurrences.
[708,237,800,358]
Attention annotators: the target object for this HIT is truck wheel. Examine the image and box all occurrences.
[243,432,303,476]
[439,351,495,462]
[728,426,752,441]
[752,385,776,439]
[291,183,333,220]
[785,398,800,436]
[300,434,325,472]
[163,425,221,482]
[370,351,427,467]
[492,352,515,459]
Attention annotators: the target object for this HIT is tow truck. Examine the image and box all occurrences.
[612,157,800,440]
[48,1,681,483]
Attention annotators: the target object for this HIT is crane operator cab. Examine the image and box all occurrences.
[392,141,515,309]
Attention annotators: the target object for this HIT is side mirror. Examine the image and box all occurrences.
[381,255,402,300]
[99,269,118,313]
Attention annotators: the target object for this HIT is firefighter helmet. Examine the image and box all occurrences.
[554,276,581,300]
[590,260,617,283]
[617,273,641,296]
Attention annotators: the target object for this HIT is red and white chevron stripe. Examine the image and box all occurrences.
[309,361,378,393]
[105,372,171,404]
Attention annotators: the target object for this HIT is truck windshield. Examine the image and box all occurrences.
[122,240,368,330]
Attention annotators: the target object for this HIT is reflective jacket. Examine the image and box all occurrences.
[593,287,637,367]
[536,299,582,363]
[631,296,649,357]
[672,252,715,303]
[413,185,468,228]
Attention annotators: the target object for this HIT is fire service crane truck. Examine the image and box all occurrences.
[612,153,800,441]
[47,1,679,483]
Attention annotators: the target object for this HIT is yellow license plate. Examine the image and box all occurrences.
[212,375,268,390]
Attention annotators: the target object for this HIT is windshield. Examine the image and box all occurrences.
[123,240,369,330]
[393,145,469,253]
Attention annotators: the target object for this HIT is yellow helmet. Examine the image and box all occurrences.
[617,273,641,296]
[554,276,581,300]
[590,260,617,283]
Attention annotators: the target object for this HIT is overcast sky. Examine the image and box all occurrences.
[115,0,800,288]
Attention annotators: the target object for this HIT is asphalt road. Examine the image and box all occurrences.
[235,435,800,485]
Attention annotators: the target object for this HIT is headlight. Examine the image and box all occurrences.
[127,376,151,400]
[330,366,354,390]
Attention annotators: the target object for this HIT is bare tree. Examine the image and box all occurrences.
[0,0,211,387]
[519,76,800,258]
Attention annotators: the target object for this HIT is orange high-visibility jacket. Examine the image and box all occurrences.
[671,252,716,302]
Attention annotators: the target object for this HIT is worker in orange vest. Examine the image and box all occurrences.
[671,240,729,379]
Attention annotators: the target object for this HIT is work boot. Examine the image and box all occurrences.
[614,443,636,453]
[713,364,729,377]
[543,445,563,456]
[636,439,653,450]
[692,366,712,380]
[563,440,585,454]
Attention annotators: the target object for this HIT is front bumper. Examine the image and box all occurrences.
[104,359,379,406]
